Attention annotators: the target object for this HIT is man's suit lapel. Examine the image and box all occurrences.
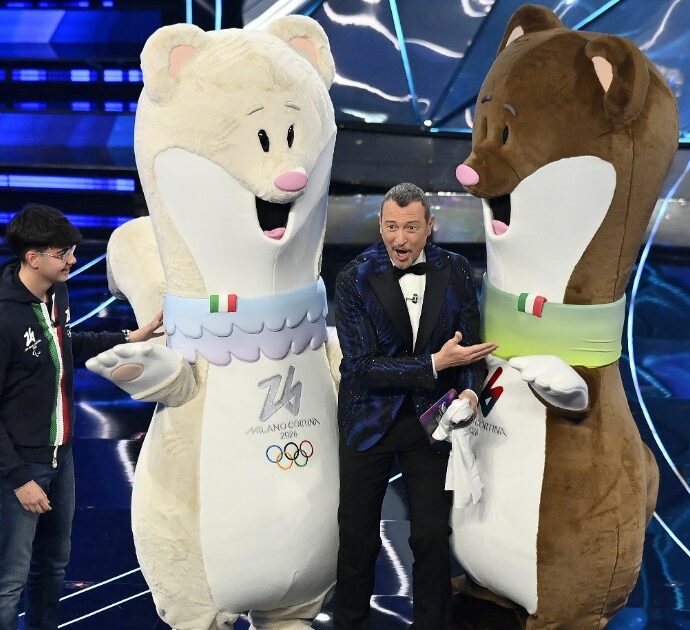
[414,245,451,354]
[369,245,413,352]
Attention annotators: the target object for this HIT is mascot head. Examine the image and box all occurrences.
[135,16,336,297]
[456,4,678,304]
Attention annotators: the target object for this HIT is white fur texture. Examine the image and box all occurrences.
[94,17,339,630]
[141,23,207,104]
[265,15,335,88]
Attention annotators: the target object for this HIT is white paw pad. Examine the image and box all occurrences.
[86,342,183,398]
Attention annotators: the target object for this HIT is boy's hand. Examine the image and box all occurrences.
[129,311,164,343]
[15,480,51,514]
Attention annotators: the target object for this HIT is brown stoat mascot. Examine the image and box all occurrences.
[449,4,678,629]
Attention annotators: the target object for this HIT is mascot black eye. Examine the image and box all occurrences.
[287,125,295,148]
[258,129,270,152]
[502,126,509,145]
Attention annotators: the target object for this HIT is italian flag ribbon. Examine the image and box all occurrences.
[210,294,238,313]
[517,292,547,318]
[32,302,69,446]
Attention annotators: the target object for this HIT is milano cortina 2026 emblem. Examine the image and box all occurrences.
[259,366,314,470]
[24,327,41,357]
[258,365,302,422]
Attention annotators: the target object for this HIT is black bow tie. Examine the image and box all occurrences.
[393,262,427,279]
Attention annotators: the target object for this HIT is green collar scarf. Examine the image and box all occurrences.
[480,275,625,368]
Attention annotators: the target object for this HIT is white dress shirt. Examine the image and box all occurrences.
[396,251,426,349]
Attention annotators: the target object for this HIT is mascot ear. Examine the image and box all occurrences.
[585,35,650,125]
[265,15,335,88]
[140,23,207,104]
[498,4,564,53]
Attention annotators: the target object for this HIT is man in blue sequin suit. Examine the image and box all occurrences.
[333,183,496,629]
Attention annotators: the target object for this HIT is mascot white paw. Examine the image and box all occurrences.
[86,343,184,400]
[509,355,588,412]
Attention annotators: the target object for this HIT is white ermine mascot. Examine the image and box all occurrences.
[86,16,340,630]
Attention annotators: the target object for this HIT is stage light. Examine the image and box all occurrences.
[103,69,124,82]
[0,212,132,228]
[71,101,92,111]
[13,69,46,82]
[0,174,135,192]
[105,101,124,112]
[70,69,96,82]
[14,101,47,110]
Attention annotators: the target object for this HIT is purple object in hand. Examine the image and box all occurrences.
[419,389,458,443]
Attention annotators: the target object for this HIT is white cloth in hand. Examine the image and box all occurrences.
[445,427,483,507]
[432,398,474,440]
[431,398,483,508]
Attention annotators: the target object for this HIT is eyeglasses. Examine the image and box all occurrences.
[35,245,76,263]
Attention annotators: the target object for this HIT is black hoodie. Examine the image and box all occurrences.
[0,262,125,488]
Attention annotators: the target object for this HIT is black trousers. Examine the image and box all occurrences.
[335,404,453,630]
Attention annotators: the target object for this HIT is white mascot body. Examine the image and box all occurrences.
[87,16,340,630]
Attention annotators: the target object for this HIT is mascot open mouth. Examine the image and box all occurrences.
[255,197,292,240]
[488,194,511,235]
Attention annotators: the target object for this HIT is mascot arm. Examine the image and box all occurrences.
[131,352,201,407]
[325,326,342,388]
[508,355,594,419]
[86,343,201,407]
[86,216,201,407]
[106,217,166,325]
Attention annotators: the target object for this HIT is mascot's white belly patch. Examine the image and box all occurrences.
[199,350,338,612]
[451,355,546,614]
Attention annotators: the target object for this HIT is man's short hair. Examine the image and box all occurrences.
[381,183,430,221]
[6,204,82,261]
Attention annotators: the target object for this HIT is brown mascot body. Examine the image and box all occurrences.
[451,5,678,629]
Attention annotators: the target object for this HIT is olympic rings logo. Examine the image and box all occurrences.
[265,441,314,470]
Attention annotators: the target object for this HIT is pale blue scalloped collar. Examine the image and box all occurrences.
[163,278,328,365]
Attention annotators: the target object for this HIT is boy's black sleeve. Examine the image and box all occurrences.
[0,325,31,489]
[71,330,127,365]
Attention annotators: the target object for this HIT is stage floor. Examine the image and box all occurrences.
[2,240,689,630]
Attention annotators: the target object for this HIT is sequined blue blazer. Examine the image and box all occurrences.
[334,241,484,451]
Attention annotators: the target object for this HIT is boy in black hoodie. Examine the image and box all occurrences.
[0,205,162,630]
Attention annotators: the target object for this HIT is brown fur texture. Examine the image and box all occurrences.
[454,4,676,628]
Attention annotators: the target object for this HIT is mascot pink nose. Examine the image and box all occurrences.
[456,164,480,187]
[275,169,308,192]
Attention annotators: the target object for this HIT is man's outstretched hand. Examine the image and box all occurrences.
[433,332,497,371]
